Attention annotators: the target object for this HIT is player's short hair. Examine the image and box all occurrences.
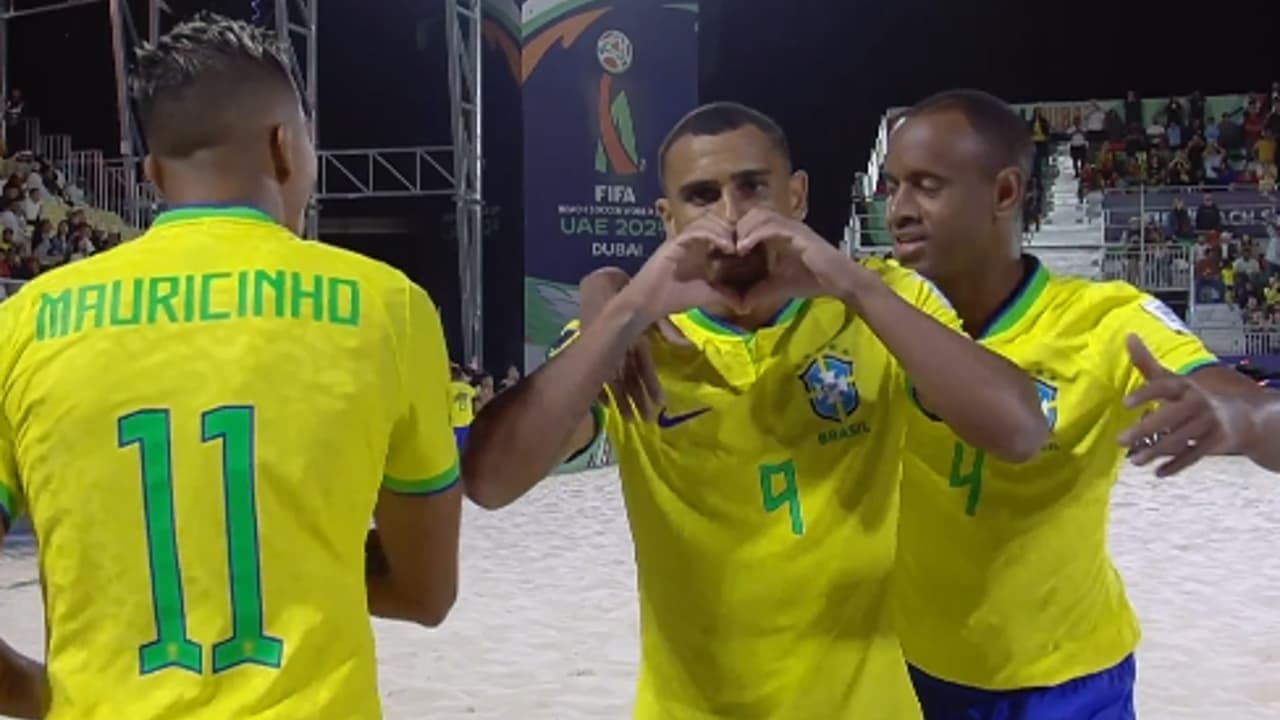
[132,13,302,158]
[657,101,791,180]
[904,89,1034,179]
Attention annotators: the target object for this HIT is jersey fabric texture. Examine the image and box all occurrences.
[894,256,1217,691]
[0,206,458,720]
[554,258,960,719]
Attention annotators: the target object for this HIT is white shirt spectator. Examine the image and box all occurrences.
[1266,219,1280,267]
[1070,127,1087,149]
[1085,104,1106,132]
[0,208,26,245]
[1234,256,1261,275]
[24,171,45,195]
[20,192,41,224]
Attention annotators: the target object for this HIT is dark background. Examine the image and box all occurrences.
[5,0,1274,370]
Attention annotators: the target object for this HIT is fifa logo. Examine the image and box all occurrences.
[594,30,641,175]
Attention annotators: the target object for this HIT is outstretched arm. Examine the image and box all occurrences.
[1120,335,1280,474]
[839,271,1048,462]
[462,301,646,510]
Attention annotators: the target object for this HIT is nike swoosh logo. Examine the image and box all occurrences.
[656,407,711,429]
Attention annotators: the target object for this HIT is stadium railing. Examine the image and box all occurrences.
[1243,331,1280,356]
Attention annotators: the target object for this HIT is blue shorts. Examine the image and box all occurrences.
[909,655,1136,720]
[453,426,469,449]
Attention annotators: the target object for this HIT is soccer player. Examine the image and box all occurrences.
[449,365,477,448]
[462,101,1050,718]
[0,15,461,719]
[883,89,1269,719]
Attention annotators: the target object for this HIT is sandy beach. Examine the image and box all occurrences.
[0,457,1276,719]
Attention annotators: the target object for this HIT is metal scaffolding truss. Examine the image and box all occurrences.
[0,0,486,365]
[318,146,456,199]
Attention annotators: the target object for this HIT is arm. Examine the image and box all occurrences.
[0,635,45,719]
[463,305,644,510]
[369,283,463,627]
[1190,368,1280,472]
[0,349,45,718]
[840,273,1049,463]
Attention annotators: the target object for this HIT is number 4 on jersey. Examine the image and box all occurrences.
[949,443,985,517]
[119,406,283,676]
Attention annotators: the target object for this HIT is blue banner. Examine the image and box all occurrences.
[519,0,699,368]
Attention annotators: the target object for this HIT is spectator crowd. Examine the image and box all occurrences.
[0,88,135,298]
[1067,85,1280,199]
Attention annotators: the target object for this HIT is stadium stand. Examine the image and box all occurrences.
[848,86,1280,361]
[0,89,155,301]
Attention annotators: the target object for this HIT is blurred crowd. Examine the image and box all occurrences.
[1,88,130,295]
[1068,86,1279,199]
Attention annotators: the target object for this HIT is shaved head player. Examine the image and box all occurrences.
[0,15,461,718]
[462,102,1050,718]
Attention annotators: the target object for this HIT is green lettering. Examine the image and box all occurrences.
[252,270,285,318]
[36,290,72,340]
[74,284,107,332]
[326,278,360,326]
[199,273,232,322]
[289,272,323,321]
[109,279,143,326]
[182,275,196,322]
[147,276,181,324]
[236,271,249,317]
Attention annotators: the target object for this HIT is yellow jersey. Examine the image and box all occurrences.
[0,206,459,719]
[894,258,1217,690]
[449,381,477,428]
[556,259,959,719]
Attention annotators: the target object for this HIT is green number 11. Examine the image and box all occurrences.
[759,460,805,536]
[118,406,283,676]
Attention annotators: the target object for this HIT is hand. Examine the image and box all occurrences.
[733,208,866,311]
[623,213,743,323]
[579,268,690,421]
[1116,334,1239,476]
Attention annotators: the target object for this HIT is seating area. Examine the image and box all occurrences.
[0,89,152,300]
[848,87,1280,360]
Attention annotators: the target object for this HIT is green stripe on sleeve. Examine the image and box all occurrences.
[1175,357,1219,376]
[383,460,460,496]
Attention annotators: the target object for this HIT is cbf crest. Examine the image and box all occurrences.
[1036,379,1058,429]
[800,355,860,422]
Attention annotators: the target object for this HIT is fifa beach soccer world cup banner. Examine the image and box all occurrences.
[515,0,699,370]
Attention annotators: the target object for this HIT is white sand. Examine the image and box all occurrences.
[0,458,1276,719]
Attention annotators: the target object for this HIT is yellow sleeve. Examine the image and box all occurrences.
[383,282,460,495]
[0,300,23,528]
[1090,287,1218,397]
[546,319,608,464]
[877,261,964,417]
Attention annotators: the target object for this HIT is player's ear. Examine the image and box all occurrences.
[992,167,1023,220]
[655,197,676,239]
[268,124,294,185]
[788,170,810,222]
[142,155,163,194]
